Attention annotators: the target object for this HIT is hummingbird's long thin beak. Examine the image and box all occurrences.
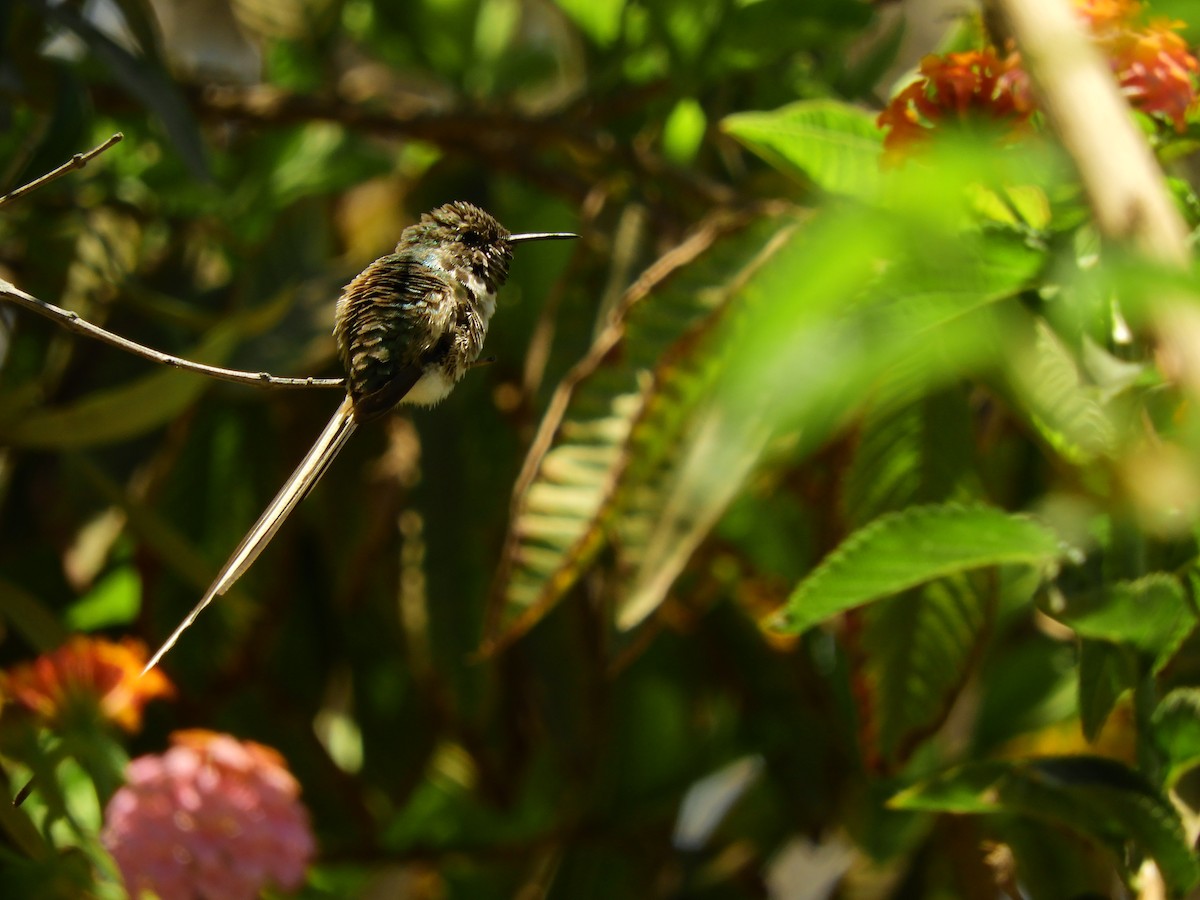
[507,232,578,244]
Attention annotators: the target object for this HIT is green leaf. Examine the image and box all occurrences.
[268,123,391,207]
[864,573,991,763]
[1077,638,1134,743]
[43,5,209,180]
[843,388,976,529]
[616,203,1044,633]
[64,565,141,631]
[1046,574,1197,673]
[0,579,68,651]
[722,100,883,199]
[1011,317,1117,464]
[662,98,707,166]
[842,389,988,764]
[0,323,237,448]
[891,756,1200,894]
[0,792,51,862]
[485,209,802,650]
[614,392,774,630]
[1152,688,1200,789]
[771,504,1069,634]
[554,0,625,46]
[972,635,1079,756]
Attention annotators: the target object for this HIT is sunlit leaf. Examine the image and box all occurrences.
[618,199,1046,631]
[771,504,1070,634]
[723,100,883,199]
[554,0,624,45]
[64,565,141,631]
[662,98,707,165]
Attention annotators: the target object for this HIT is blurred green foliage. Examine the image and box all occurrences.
[3,0,1200,897]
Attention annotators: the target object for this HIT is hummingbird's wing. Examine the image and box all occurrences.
[142,393,365,675]
[335,255,452,419]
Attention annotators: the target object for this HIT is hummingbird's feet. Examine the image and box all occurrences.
[471,356,497,368]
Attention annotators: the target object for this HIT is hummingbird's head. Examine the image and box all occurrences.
[399,201,578,295]
[400,201,515,293]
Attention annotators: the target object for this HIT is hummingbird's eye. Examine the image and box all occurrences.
[460,229,484,248]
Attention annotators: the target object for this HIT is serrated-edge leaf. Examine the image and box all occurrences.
[891,756,1200,893]
[1050,574,1197,673]
[864,572,991,764]
[1152,687,1200,789]
[483,205,800,651]
[843,387,976,529]
[770,503,1070,634]
[1015,317,1116,464]
[722,100,883,199]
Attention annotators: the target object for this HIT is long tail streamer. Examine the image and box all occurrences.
[141,395,358,675]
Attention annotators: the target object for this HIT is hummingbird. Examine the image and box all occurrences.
[142,201,577,673]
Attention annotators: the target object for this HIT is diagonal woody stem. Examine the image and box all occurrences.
[0,133,125,208]
[985,0,1189,261]
[0,279,344,390]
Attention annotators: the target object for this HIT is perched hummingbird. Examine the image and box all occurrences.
[142,201,577,673]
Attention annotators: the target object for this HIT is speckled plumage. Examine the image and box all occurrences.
[142,202,575,674]
[334,202,514,419]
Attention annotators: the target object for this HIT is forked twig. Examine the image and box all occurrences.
[0,134,344,390]
[0,279,345,390]
[0,133,125,208]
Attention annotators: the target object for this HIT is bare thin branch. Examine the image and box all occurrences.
[0,133,125,208]
[0,279,344,390]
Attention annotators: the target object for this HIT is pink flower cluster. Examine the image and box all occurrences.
[102,730,315,899]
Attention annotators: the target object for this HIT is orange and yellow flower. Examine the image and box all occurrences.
[0,636,173,733]
[1105,19,1200,131]
[877,49,1033,160]
[877,0,1199,155]
[1074,0,1140,30]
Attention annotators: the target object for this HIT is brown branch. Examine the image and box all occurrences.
[0,133,125,208]
[177,84,736,211]
[0,279,344,390]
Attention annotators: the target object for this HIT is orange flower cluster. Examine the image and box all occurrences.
[877,49,1032,158]
[1101,18,1199,130]
[878,0,1199,156]
[1075,0,1139,30]
[0,636,173,733]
